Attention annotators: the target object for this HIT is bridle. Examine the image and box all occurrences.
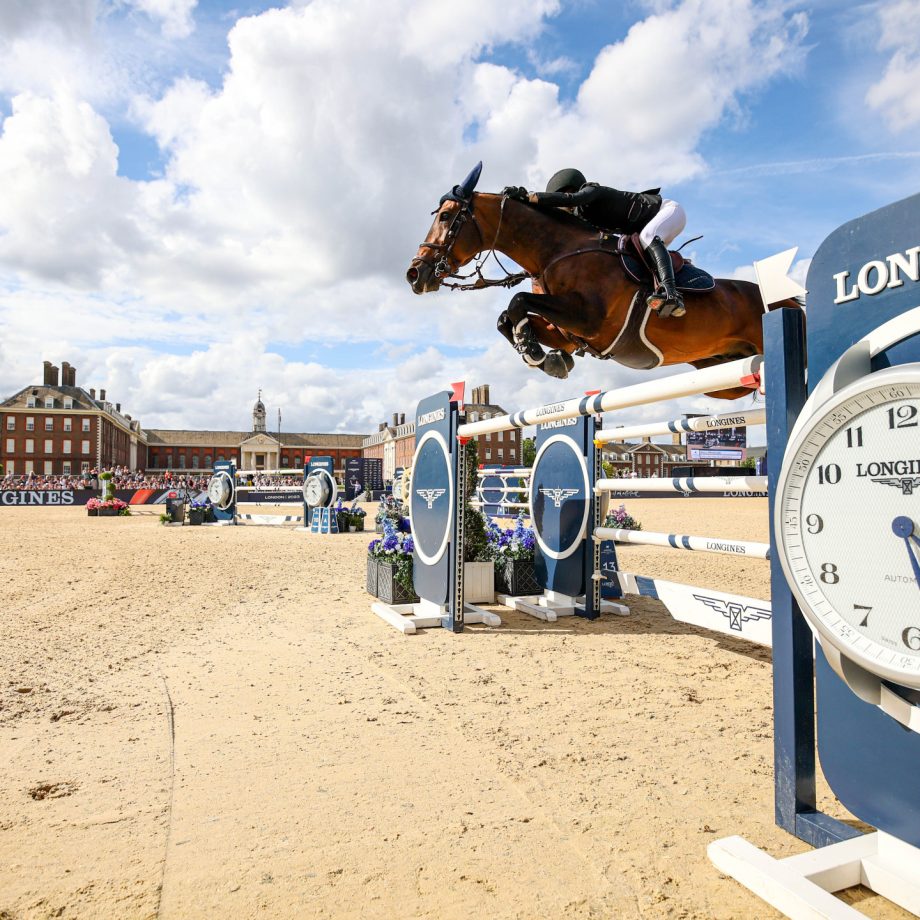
[416,193,532,291]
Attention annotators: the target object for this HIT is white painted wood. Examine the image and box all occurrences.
[594,526,770,559]
[709,832,920,919]
[463,561,495,603]
[595,407,767,444]
[596,475,768,494]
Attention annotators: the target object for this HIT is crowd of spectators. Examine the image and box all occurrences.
[0,466,212,492]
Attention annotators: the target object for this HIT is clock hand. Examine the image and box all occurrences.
[892,516,920,590]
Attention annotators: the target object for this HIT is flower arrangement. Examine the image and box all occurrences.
[484,514,536,561]
[87,497,129,516]
[603,504,642,531]
[189,497,210,509]
[368,518,415,592]
[374,495,410,532]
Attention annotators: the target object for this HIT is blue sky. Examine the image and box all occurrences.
[0,0,918,433]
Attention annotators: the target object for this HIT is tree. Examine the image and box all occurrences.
[521,437,536,468]
[463,438,489,562]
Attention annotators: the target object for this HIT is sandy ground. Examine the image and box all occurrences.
[0,502,910,920]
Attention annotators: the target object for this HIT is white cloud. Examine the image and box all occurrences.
[866,0,920,132]
[0,0,814,433]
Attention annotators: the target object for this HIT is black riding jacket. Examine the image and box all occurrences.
[532,183,662,233]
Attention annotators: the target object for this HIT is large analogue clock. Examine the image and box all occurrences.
[776,363,920,695]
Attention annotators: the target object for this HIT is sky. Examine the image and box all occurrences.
[1,0,919,436]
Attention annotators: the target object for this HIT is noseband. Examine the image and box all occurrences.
[415,193,532,291]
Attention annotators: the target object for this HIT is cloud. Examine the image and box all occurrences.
[865,0,920,132]
[0,0,814,434]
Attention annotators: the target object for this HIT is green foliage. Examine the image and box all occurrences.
[521,437,536,468]
[463,439,489,562]
[739,457,757,469]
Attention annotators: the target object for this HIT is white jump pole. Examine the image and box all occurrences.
[594,407,766,444]
[595,475,768,494]
[458,356,762,437]
[594,527,770,560]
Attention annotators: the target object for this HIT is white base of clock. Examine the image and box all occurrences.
[709,831,920,918]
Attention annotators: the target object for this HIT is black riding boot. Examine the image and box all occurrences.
[645,237,685,318]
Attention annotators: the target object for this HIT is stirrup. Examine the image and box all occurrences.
[647,289,686,319]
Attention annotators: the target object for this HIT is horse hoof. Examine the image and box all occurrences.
[543,352,570,379]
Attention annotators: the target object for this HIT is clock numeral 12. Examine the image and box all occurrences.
[888,405,918,429]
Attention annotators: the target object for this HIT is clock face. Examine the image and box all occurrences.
[777,365,920,689]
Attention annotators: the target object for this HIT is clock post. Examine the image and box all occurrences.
[710,192,920,917]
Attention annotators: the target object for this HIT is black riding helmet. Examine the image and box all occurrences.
[545,168,587,194]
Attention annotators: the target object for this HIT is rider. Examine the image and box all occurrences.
[502,168,688,318]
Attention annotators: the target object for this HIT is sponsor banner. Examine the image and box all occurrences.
[238,489,303,504]
[600,488,767,499]
[0,488,203,507]
[688,448,745,461]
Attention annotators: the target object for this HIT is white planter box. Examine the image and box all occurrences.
[464,561,495,604]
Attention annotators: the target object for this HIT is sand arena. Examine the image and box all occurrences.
[1,501,903,919]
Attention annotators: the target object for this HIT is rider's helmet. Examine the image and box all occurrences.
[546,168,586,194]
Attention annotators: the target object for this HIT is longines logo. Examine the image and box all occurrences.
[834,245,919,304]
[416,488,445,509]
[0,490,75,505]
[538,487,579,508]
[872,476,920,495]
[692,594,772,632]
[857,460,920,494]
[417,408,446,427]
[539,418,578,430]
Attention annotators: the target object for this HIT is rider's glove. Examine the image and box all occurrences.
[501,186,529,201]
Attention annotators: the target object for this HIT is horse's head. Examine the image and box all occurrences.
[406,161,485,294]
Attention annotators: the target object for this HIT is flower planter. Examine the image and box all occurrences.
[97,508,119,517]
[86,508,98,517]
[350,517,365,532]
[464,561,495,604]
[188,508,205,526]
[376,561,418,605]
[494,558,541,597]
[374,520,385,534]
[335,512,350,533]
[366,555,379,596]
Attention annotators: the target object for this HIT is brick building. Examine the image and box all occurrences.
[0,361,146,477]
[144,395,366,477]
[362,384,522,482]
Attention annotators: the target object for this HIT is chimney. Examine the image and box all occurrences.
[125,414,132,421]
[90,388,96,400]
[392,413,398,427]
[61,361,71,386]
[43,361,56,385]
[100,388,106,401]
[480,384,490,405]
[66,364,76,386]
[116,403,121,413]
[400,413,405,425]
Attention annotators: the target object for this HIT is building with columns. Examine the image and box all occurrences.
[144,394,367,476]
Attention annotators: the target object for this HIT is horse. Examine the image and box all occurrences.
[406,163,803,400]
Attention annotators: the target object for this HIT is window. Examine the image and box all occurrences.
[179,454,186,469]
[192,455,199,469]
[468,411,478,422]
[24,460,33,474]
[282,456,290,466]
[63,397,72,409]
[26,396,35,408]
[63,418,72,432]
[217,454,224,463]
[497,448,504,459]
[81,440,90,454]
[44,440,52,453]
[5,417,13,430]
[43,460,52,474]
[63,440,71,454]
[63,462,71,474]
[497,430,503,442]
[4,460,11,474]
[45,418,53,431]
[484,448,492,460]
[204,455,212,468]
[81,461,90,472]
[44,397,54,409]
[167,454,173,468]
[25,439,34,454]
[5,438,13,453]
[26,417,34,431]
[82,419,90,432]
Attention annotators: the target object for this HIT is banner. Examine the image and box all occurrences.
[0,488,203,507]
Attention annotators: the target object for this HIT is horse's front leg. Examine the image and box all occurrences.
[498,292,551,371]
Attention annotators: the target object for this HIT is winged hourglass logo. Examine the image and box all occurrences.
[872,476,920,496]
[692,595,772,632]
[538,487,579,508]
[416,488,446,509]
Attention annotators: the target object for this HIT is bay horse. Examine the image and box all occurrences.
[406,163,803,400]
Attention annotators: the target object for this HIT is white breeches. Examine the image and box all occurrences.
[639,199,686,248]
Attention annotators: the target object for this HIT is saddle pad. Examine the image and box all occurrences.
[620,250,715,293]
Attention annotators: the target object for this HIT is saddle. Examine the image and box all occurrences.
[615,233,715,293]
